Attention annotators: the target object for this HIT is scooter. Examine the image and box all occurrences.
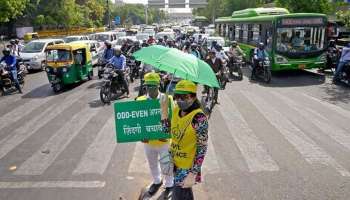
[0,63,25,95]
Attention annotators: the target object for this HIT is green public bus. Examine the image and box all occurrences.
[215,7,328,71]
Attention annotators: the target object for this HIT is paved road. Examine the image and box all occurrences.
[0,68,350,200]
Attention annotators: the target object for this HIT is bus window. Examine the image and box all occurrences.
[242,24,248,42]
[235,25,240,41]
[239,24,244,42]
[276,27,326,53]
[230,26,235,40]
[253,24,261,43]
[248,24,253,42]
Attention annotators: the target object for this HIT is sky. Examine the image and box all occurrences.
[119,0,192,13]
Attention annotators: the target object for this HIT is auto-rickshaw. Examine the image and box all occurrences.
[23,32,39,43]
[45,43,93,93]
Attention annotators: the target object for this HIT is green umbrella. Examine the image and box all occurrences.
[133,45,219,88]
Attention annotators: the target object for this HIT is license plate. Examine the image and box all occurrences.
[299,64,306,69]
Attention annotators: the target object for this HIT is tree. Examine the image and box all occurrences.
[275,0,331,14]
[337,10,350,28]
[0,0,29,23]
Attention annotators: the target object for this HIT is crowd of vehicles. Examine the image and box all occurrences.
[1,7,350,100]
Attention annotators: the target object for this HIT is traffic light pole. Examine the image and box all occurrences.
[106,0,111,29]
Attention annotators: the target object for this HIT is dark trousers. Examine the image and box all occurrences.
[10,70,22,93]
[172,186,194,200]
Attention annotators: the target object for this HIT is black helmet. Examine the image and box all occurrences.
[15,39,19,44]
[104,40,112,48]
[2,48,10,56]
[328,40,336,48]
[211,40,217,46]
[215,44,222,51]
[258,42,265,49]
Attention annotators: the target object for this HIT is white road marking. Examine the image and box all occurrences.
[0,181,105,189]
[0,97,53,130]
[73,116,116,175]
[0,90,86,160]
[219,93,279,172]
[242,91,350,177]
[302,93,350,119]
[14,107,99,175]
[128,142,147,174]
[272,91,350,151]
[202,133,221,174]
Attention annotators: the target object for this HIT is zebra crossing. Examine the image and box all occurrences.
[0,85,350,189]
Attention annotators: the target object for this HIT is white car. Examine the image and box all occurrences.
[70,40,103,66]
[90,32,117,43]
[21,39,65,71]
[207,36,226,49]
[136,33,151,43]
[155,32,175,40]
[142,29,155,37]
[63,35,89,43]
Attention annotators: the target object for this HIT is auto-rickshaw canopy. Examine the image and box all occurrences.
[46,43,92,62]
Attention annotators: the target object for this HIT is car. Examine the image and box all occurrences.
[142,29,155,37]
[114,36,138,49]
[207,36,226,49]
[89,32,117,43]
[155,32,175,40]
[193,33,209,43]
[20,39,65,71]
[136,33,151,43]
[70,40,104,66]
[63,35,89,43]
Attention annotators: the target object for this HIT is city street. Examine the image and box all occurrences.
[0,69,350,199]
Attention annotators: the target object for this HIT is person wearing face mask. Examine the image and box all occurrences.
[136,72,174,197]
[108,48,129,97]
[160,80,208,200]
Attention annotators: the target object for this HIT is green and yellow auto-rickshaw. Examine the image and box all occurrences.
[23,32,39,43]
[45,43,93,93]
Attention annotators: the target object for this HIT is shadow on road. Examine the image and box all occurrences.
[88,99,105,108]
[318,82,350,104]
[87,81,103,89]
[21,83,55,99]
[242,68,325,87]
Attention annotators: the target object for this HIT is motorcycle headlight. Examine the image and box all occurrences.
[53,68,58,73]
[275,55,288,64]
[62,68,67,73]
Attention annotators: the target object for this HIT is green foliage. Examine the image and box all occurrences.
[337,10,350,28]
[0,0,29,22]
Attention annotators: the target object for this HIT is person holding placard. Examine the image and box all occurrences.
[136,72,174,197]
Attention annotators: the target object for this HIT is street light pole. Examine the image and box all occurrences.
[145,4,148,25]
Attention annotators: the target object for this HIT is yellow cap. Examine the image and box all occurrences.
[174,80,197,94]
[144,72,160,86]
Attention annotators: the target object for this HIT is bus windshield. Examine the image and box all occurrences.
[276,27,326,54]
[47,50,72,62]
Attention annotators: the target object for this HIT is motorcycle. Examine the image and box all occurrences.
[253,59,271,83]
[336,62,350,86]
[227,54,243,81]
[0,63,25,95]
[126,55,140,83]
[324,48,340,72]
[99,64,129,104]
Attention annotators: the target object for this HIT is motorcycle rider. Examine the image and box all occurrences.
[102,40,114,61]
[147,35,156,45]
[190,43,201,59]
[0,48,22,94]
[203,50,223,101]
[9,39,20,57]
[15,39,24,52]
[333,43,350,83]
[228,41,245,62]
[252,42,269,80]
[141,40,149,48]
[326,40,339,70]
[108,48,129,97]
[136,72,174,197]
[157,38,166,46]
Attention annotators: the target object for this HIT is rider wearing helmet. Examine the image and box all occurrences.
[333,43,350,83]
[229,41,245,61]
[103,40,114,61]
[141,40,149,48]
[0,48,22,93]
[157,38,166,46]
[9,39,20,57]
[108,47,129,97]
[214,44,228,62]
[252,42,269,80]
[190,43,201,58]
[147,35,156,45]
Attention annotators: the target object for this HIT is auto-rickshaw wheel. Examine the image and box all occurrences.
[87,71,93,80]
[53,83,62,93]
